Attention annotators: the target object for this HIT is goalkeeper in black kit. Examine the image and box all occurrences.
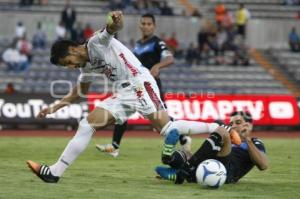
[156,111,269,184]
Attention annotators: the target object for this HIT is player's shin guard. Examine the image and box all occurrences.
[161,129,179,165]
[49,118,95,177]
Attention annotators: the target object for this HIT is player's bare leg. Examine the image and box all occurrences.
[146,110,171,132]
[27,107,115,183]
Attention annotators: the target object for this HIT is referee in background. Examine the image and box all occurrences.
[96,13,174,157]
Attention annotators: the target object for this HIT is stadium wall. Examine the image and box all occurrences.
[0,93,299,128]
[0,12,300,49]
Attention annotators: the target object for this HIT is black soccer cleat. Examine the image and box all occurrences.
[174,162,196,184]
[26,160,59,183]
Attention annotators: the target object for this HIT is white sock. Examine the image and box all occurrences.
[160,120,219,136]
[50,118,95,177]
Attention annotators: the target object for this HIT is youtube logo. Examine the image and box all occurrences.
[269,102,294,119]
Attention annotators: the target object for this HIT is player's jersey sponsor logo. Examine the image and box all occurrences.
[119,53,139,76]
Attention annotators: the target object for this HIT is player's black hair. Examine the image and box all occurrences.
[230,111,253,123]
[141,13,156,25]
[50,40,79,65]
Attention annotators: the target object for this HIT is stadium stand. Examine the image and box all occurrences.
[0,0,110,14]
[0,0,295,95]
[267,49,300,89]
[0,39,289,95]
[195,0,300,19]
[0,0,184,15]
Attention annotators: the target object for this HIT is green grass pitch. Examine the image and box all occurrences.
[0,136,299,199]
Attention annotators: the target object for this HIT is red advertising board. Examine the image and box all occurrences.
[87,93,300,125]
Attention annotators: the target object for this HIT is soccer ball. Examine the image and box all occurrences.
[196,159,227,188]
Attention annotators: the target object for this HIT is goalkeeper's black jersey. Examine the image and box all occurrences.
[224,138,266,183]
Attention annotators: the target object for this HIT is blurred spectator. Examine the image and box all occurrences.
[166,32,179,54]
[146,1,161,15]
[15,21,26,39]
[109,0,125,10]
[38,0,48,5]
[5,83,15,95]
[32,22,47,49]
[197,23,219,65]
[216,27,228,64]
[181,9,187,17]
[83,23,94,41]
[223,26,237,51]
[74,22,85,44]
[191,9,202,18]
[19,0,33,7]
[61,0,77,40]
[17,34,33,62]
[56,21,67,40]
[195,21,248,66]
[197,26,210,64]
[160,1,173,16]
[185,43,199,66]
[232,36,249,66]
[128,0,173,15]
[289,27,300,52]
[283,0,300,5]
[215,3,226,27]
[2,40,29,72]
[296,11,300,20]
[221,10,234,29]
[235,3,250,39]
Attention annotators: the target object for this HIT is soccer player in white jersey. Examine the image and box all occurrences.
[26,11,232,183]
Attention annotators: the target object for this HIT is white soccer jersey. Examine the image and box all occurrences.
[78,29,150,83]
[78,29,165,124]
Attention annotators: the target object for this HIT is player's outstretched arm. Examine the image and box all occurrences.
[36,82,91,118]
[246,138,268,170]
[240,124,268,170]
[106,11,123,34]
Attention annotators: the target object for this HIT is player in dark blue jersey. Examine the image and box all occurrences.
[96,13,174,157]
[156,111,268,184]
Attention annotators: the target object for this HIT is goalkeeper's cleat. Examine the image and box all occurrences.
[96,143,119,158]
[26,160,59,183]
[155,166,177,181]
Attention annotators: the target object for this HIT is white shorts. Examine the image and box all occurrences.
[96,77,165,124]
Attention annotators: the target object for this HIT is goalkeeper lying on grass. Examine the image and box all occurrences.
[156,111,268,184]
